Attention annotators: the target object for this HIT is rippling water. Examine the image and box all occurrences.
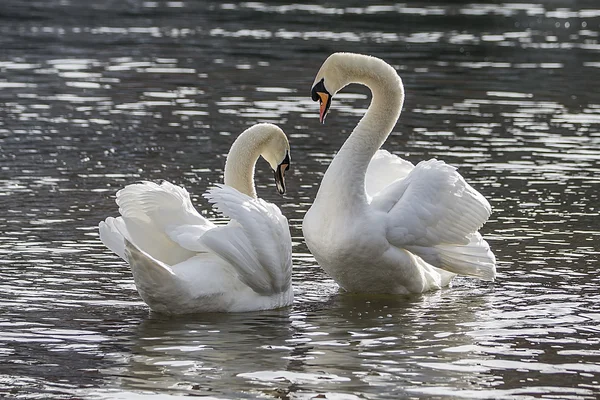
[1,1,599,399]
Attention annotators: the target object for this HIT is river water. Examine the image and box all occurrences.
[1,1,599,399]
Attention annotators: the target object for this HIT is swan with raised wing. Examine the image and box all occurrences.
[99,123,293,313]
[303,53,496,294]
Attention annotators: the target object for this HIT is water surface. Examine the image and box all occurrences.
[1,1,599,399]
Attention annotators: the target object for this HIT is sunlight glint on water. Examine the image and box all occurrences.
[0,1,599,399]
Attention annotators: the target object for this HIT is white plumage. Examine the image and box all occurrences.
[303,53,496,294]
[99,124,293,313]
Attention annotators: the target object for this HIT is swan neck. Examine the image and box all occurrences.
[320,57,404,206]
[346,74,404,163]
[224,129,268,198]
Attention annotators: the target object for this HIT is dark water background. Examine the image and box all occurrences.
[1,1,599,399]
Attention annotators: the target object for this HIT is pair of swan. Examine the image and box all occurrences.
[99,52,496,314]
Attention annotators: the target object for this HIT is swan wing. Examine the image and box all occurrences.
[199,184,292,295]
[108,181,215,265]
[117,180,215,232]
[372,159,496,280]
[365,149,414,197]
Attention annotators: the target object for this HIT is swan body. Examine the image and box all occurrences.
[303,53,496,294]
[99,123,293,313]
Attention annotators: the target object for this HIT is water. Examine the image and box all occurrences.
[1,1,599,398]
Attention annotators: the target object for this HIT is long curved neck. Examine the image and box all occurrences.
[224,126,269,198]
[317,56,405,208]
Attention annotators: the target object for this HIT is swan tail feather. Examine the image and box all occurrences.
[407,233,496,281]
[99,216,129,261]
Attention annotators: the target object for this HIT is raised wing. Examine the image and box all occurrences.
[115,181,215,265]
[372,159,490,246]
[371,159,495,280]
[117,181,213,230]
[199,184,292,295]
[365,149,414,197]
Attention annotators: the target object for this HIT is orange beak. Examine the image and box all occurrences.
[317,92,330,124]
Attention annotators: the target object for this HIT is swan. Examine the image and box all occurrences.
[303,53,496,294]
[99,123,293,313]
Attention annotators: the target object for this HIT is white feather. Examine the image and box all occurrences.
[365,149,414,197]
[98,124,293,313]
[202,184,292,294]
[374,158,491,246]
[98,217,128,261]
[303,53,497,294]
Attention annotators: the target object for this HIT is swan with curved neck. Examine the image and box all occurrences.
[313,53,404,209]
[99,123,293,313]
[303,53,496,294]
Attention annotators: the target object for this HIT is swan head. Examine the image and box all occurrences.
[311,78,332,124]
[259,124,291,195]
[310,53,355,124]
[311,52,403,124]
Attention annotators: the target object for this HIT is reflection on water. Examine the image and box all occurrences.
[1,0,599,398]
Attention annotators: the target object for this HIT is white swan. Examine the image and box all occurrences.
[99,123,293,313]
[303,53,496,294]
